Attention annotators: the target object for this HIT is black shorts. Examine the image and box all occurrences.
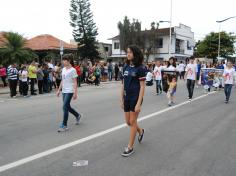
[124,99,143,112]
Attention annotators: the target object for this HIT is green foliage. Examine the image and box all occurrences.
[70,0,99,62]
[118,17,144,52]
[118,17,159,63]
[195,32,235,62]
[0,32,37,65]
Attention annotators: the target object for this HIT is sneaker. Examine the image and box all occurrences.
[225,100,229,104]
[75,114,82,125]
[168,103,172,107]
[189,98,192,101]
[12,96,17,98]
[57,125,69,132]
[121,147,134,157]
[138,129,145,143]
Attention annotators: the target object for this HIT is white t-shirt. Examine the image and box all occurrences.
[62,67,78,93]
[223,67,235,85]
[21,70,28,82]
[146,72,153,82]
[153,66,162,80]
[178,63,185,72]
[185,63,197,80]
[166,65,176,71]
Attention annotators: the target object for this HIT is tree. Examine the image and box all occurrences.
[0,32,37,65]
[144,22,159,63]
[118,17,159,63]
[70,0,99,62]
[195,32,235,62]
[118,17,143,52]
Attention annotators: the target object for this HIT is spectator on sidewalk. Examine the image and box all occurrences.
[7,63,18,98]
[43,64,50,93]
[18,64,24,95]
[21,66,29,97]
[108,61,113,81]
[28,61,37,95]
[115,64,119,81]
[37,64,44,94]
[0,65,7,87]
[94,63,101,86]
[54,63,62,89]
[75,63,82,87]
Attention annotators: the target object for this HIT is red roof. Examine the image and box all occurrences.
[26,34,77,51]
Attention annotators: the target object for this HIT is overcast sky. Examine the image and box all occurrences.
[0,0,236,43]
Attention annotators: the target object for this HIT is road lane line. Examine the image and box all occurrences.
[0,92,216,173]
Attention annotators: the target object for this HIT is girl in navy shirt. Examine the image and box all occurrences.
[120,45,146,157]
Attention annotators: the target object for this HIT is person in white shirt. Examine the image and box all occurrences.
[153,60,163,94]
[146,69,153,86]
[21,66,29,97]
[223,61,235,103]
[56,54,82,132]
[185,56,198,100]
[178,61,186,80]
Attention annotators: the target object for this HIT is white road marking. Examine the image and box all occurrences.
[0,92,216,173]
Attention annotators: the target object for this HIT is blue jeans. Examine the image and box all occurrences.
[156,80,162,94]
[108,71,112,81]
[62,93,80,126]
[187,79,195,99]
[224,84,233,101]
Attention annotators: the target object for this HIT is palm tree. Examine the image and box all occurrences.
[0,32,37,65]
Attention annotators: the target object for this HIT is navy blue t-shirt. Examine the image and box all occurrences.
[122,64,146,101]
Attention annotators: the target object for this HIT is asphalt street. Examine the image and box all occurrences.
[0,80,235,176]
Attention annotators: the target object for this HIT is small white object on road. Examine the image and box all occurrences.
[73,160,88,167]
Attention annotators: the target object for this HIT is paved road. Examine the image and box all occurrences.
[0,81,235,176]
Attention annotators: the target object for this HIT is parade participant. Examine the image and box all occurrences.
[185,56,197,101]
[153,60,163,95]
[163,57,178,105]
[167,77,177,106]
[223,61,235,103]
[178,61,186,80]
[56,54,82,132]
[120,45,146,157]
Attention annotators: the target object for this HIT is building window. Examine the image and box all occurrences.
[114,42,120,49]
[187,41,192,50]
[155,38,163,48]
[105,47,109,52]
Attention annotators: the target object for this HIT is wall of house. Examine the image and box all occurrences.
[111,39,126,56]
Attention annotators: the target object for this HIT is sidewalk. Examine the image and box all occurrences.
[0,80,120,95]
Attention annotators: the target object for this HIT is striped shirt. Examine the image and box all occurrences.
[7,66,18,80]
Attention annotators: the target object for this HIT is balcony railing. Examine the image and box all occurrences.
[175,48,185,54]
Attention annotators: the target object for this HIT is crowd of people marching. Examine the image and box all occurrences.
[144,56,236,106]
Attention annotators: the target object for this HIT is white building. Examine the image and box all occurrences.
[109,23,195,62]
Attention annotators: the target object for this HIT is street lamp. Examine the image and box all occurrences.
[159,0,173,60]
[216,16,236,60]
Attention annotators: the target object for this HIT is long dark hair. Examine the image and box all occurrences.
[126,45,144,67]
[167,57,176,68]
